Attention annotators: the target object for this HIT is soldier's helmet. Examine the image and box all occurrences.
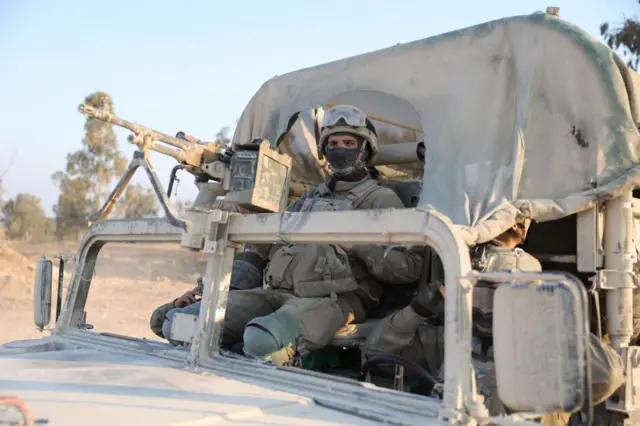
[317,105,379,163]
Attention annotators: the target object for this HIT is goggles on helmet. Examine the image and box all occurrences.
[320,105,369,130]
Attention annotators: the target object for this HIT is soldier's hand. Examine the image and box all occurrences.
[411,279,445,319]
[175,287,200,308]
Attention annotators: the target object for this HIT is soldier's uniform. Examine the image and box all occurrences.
[149,197,265,342]
[149,257,264,341]
[153,104,424,363]
[219,104,424,366]
[221,176,423,365]
[362,241,625,425]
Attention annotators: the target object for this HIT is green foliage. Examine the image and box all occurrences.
[215,127,231,145]
[51,174,93,240]
[119,183,158,219]
[46,92,234,237]
[0,150,17,240]
[0,150,16,214]
[52,91,127,239]
[0,179,4,241]
[1,193,53,240]
[601,2,640,70]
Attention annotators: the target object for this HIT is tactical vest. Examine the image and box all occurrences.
[298,178,380,212]
[264,178,381,298]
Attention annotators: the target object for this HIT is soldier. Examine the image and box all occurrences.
[149,254,265,343]
[362,216,625,425]
[219,104,423,366]
[150,197,267,343]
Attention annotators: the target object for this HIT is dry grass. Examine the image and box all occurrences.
[0,239,208,344]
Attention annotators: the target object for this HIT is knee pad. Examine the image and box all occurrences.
[162,302,201,345]
[243,311,301,366]
[162,308,178,344]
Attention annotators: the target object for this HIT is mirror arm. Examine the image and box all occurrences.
[52,254,74,324]
[55,258,64,323]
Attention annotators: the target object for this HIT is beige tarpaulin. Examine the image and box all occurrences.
[232,12,640,245]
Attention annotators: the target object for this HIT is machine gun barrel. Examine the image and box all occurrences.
[78,104,204,166]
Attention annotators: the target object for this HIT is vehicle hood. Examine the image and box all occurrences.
[0,337,418,426]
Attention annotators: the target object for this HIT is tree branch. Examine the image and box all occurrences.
[0,148,18,178]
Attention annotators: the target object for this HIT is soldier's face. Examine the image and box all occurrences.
[327,135,359,150]
[513,218,532,242]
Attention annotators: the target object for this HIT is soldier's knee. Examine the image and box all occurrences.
[243,325,280,356]
[161,302,201,344]
[243,311,301,366]
[230,260,263,290]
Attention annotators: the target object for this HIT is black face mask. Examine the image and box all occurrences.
[325,147,363,176]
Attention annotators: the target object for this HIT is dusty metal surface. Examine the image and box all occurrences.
[0,336,443,425]
[40,206,474,424]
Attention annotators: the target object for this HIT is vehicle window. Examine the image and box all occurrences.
[82,241,206,341]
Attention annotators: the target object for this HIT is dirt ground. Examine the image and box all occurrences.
[0,239,210,345]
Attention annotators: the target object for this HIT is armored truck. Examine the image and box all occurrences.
[2,8,640,426]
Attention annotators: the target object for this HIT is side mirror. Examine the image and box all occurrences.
[33,256,53,330]
[491,272,591,416]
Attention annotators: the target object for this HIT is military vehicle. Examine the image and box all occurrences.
[2,7,640,425]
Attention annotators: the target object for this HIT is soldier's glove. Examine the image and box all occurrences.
[175,286,201,308]
[410,279,445,322]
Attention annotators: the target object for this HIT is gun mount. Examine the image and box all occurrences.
[78,104,294,243]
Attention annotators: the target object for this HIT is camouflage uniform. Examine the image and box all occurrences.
[149,257,264,342]
[220,176,423,366]
[149,194,267,343]
[362,242,625,425]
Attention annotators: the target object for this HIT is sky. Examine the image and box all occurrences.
[0,0,636,216]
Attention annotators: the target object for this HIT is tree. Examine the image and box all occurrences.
[601,2,640,70]
[214,127,231,145]
[1,193,52,240]
[51,176,93,240]
[119,183,158,219]
[52,91,127,239]
[0,148,17,212]
[0,179,4,241]
[0,177,4,217]
[0,149,17,240]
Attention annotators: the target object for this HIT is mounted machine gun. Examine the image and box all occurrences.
[78,104,294,249]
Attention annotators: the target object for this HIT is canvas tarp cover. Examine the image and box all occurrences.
[232,12,640,245]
